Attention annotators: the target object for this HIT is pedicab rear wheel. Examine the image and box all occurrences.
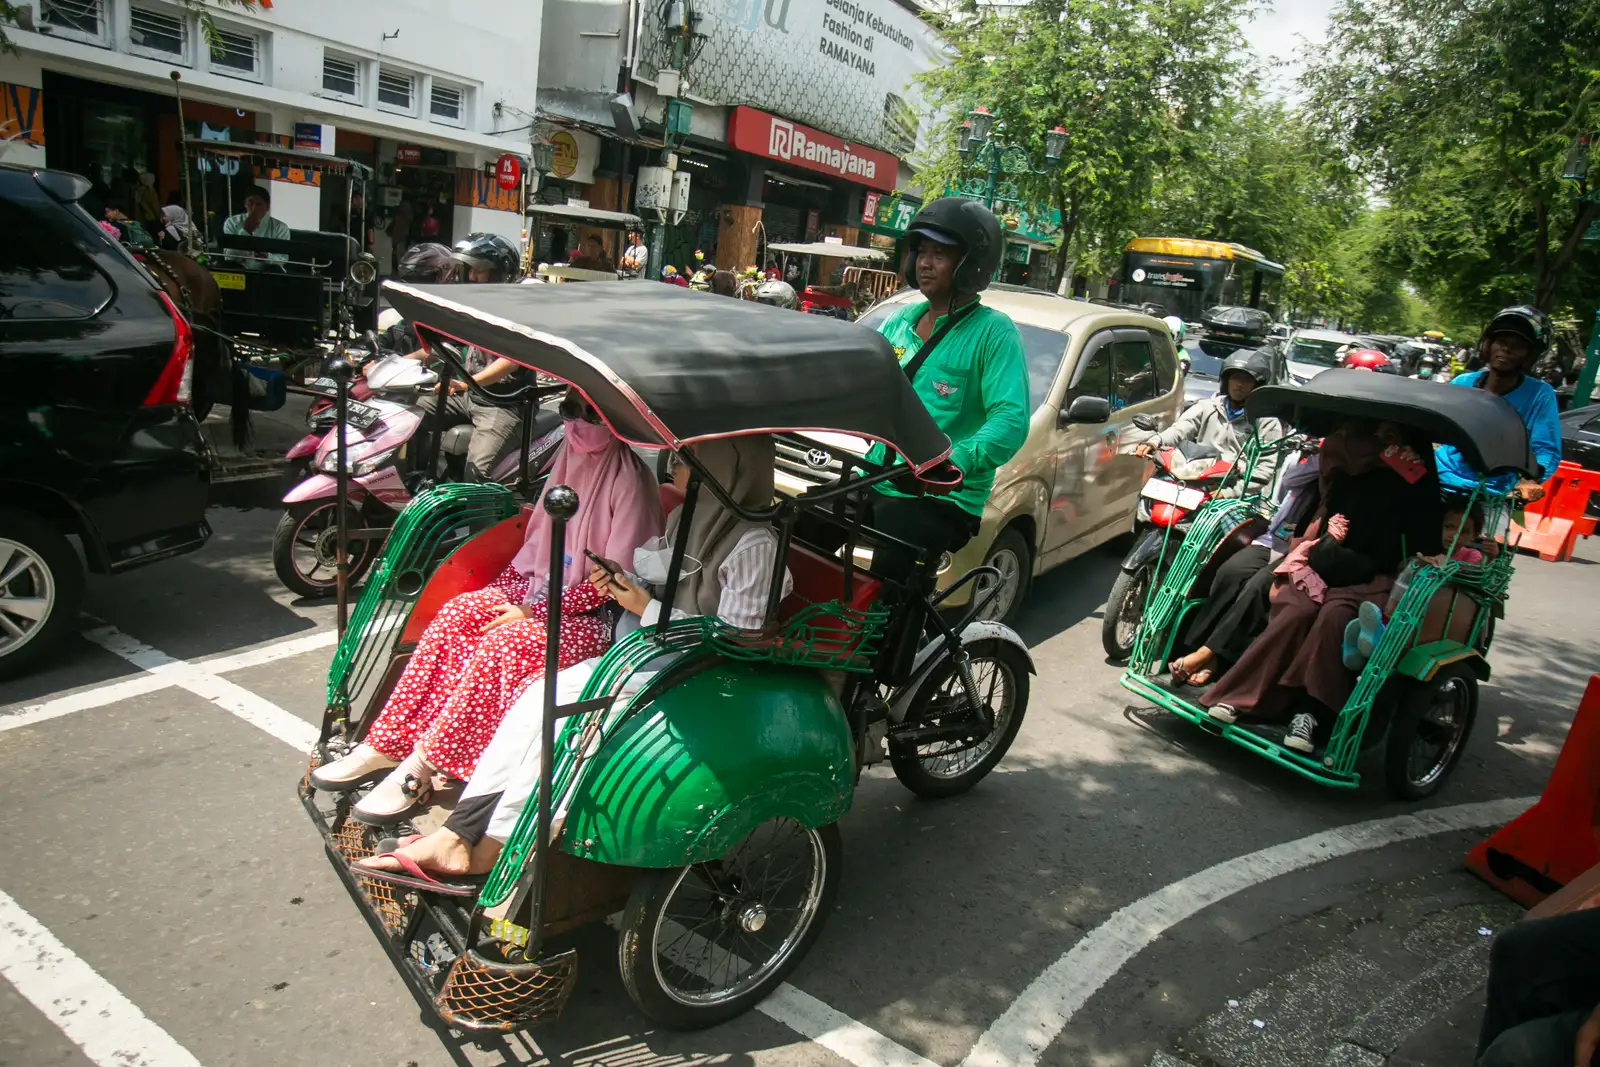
[890,639,1029,799]
[1384,664,1477,800]
[617,819,841,1029]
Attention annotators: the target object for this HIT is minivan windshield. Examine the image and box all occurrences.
[1289,336,1349,367]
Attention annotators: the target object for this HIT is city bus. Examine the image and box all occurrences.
[1117,237,1286,324]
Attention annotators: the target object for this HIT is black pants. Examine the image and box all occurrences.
[445,793,499,845]
[1182,545,1274,664]
[1477,910,1600,1065]
[803,492,981,587]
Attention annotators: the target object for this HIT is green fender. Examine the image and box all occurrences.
[559,662,854,868]
[1394,639,1490,683]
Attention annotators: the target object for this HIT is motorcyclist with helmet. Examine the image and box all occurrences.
[851,197,1030,579]
[398,233,528,480]
[1134,348,1285,495]
[753,278,798,309]
[1436,304,1562,505]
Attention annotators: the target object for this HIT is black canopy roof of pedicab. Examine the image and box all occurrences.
[1247,372,1538,476]
[382,280,953,471]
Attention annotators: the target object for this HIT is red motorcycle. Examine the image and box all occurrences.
[1102,415,1235,660]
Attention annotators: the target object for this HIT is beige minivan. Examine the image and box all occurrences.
[774,286,1184,623]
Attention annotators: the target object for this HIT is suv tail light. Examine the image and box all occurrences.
[143,290,194,407]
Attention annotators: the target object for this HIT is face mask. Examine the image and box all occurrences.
[633,536,673,585]
[563,416,613,453]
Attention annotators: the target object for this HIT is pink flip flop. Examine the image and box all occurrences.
[352,852,484,898]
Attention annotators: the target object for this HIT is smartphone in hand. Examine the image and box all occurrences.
[583,548,624,580]
[1380,444,1427,484]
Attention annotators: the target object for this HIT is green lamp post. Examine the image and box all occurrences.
[955,106,1068,210]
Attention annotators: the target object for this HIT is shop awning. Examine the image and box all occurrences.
[180,138,373,178]
[527,202,643,228]
[767,242,889,262]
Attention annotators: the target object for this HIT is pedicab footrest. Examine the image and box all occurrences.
[710,600,890,672]
[434,946,579,1032]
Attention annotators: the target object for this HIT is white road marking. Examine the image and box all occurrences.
[761,984,943,1067]
[0,888,206,1067]
[0,627,335,736]
[82,625,318,752]
[961,796,1535,1067]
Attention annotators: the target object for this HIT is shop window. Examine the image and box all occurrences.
[128,3,189,63]
[377,68,416,114]
[322,53,361,103]
[430,82,464,127]
[208,27,261,81]
[41,0,107,45]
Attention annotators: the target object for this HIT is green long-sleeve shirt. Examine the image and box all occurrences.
[866,296,1031,516]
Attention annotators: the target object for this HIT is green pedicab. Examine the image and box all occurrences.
[1120,372,1538,799]
[299,281,1035,1033]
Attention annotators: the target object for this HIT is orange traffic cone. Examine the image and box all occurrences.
[1465,673,1600,907]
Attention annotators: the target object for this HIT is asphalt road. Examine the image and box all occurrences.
[1,494,1592,1067]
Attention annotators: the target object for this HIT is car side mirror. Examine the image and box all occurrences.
[1061,395,1112,426]
[1131,413,1159,433]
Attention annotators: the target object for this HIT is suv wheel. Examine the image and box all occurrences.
[0,509,85,679]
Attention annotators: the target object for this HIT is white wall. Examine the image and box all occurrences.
[456,205,525,247]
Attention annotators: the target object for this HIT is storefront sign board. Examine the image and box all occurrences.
[726,106,897,191]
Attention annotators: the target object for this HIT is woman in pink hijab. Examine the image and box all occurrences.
[310,389,662,823]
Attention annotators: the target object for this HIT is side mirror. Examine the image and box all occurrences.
[1062,395,1112,426]
[1131,413,1159,433]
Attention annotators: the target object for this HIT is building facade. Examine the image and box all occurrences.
[0,0,541,262]
[533,0,946,277]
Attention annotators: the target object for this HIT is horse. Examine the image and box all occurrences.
[140,249,253,451]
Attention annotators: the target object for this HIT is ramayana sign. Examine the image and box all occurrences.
[637,0,945,157]
[728,107,898,191]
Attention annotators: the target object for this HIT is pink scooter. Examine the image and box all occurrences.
[273,352,561,598]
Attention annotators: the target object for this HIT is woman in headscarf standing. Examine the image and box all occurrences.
[1199,420,1443,754]
[356,435,791,888]
[311,392,663,818]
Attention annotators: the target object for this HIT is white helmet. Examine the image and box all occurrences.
[1162,315,1186,346]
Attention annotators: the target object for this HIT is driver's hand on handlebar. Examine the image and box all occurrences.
[1513,477,1546,504]
[1133,443,1155,459]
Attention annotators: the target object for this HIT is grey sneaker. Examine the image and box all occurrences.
[1285,712,1317,754]
[1206,703,1239,724]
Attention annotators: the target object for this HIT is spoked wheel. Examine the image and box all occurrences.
[618,819,841,1029]
[890,639,1030,799]
[1101,563,1152,661]
[1384,664,1478,799]
[271,500,380,599]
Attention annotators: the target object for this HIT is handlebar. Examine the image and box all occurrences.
[430,341,557,408]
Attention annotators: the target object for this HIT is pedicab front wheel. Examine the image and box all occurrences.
[890,639,1030,799]
[617,819,842,1029]
[1383,663,1478,800]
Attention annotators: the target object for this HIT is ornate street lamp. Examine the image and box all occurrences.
[952,106,1066,210]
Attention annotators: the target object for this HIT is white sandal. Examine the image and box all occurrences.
[353,750,432,826]
[1207,703,1239,724]
[309,743,397,793]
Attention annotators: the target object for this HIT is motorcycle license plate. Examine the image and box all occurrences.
[345,401,382,429]
[1141,479,1205,510]
[306,377,339,395]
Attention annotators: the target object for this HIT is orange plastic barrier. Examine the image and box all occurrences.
[1465,672,1600,907]
[1512,461,1600,562]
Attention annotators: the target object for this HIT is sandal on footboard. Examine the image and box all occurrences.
[351,853,485,898]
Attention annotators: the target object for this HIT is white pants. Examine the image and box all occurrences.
[466,656,668,842]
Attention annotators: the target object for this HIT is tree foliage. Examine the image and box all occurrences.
[1303,0,1600,322]
[917,0,1254,289]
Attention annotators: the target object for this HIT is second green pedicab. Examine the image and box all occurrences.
[299,280,1035,1034]
[1120,371,1536,799]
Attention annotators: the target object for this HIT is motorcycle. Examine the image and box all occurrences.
[1101,413,1235,660]
[273,347,563,599]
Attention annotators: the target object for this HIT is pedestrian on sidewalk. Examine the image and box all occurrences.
[1477,909,1600,1065]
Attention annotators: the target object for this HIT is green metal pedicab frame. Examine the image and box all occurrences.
[299,281,1036,1034]
[1119,372,1539,799]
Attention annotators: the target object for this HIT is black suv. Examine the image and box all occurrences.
[0,165,211,677]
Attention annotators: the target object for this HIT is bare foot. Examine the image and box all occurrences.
[1187,667,1214,687]
[358,829,505,878]
[1169,648,1214,681]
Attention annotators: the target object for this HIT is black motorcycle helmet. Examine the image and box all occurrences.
[397,241,458,284]
[1218,348,1272,392]
[451,232,520,282]
[1482,304,1552,361]
[900,197,1003,295]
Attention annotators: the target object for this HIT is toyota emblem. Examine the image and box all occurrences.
[805,447,832,469]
